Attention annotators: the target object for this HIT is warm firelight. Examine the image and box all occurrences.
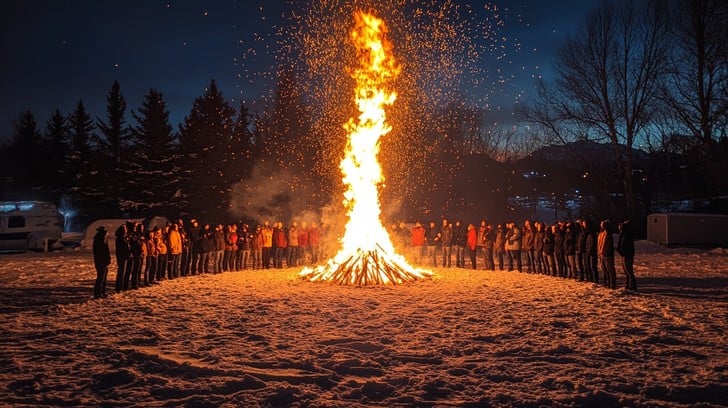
[300,11,432,285]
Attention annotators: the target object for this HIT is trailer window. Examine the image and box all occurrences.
[8,216,25,228]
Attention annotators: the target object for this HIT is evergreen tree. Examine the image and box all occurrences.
[230,100,255,182]
[178,79,236,219]
[259,69,316,212]
[129,89,180,217]
[95,80,131,216]
[66,100,98,212]
[9,110,44,197]
[43,109,70,200]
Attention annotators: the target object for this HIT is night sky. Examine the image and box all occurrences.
[0,0,595,142]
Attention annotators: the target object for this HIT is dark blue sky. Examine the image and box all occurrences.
[0,0,595,142]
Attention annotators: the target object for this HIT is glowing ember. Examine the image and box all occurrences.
[300,11,432,285]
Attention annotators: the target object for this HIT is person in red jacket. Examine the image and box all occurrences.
[308,222,321,263]
[466,223,478,269]
[273,221,288,268]
[411,221,426,265]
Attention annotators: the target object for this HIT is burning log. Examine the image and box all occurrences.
[301,245,431,286]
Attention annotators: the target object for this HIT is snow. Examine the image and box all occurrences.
[1,241,727,407]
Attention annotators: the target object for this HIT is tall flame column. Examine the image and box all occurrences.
[300,11,432,285]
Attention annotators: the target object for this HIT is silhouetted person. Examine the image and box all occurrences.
[93,226,111,299]
[114,223,131,293]
[598,220,617,289]
[617,220,637,291]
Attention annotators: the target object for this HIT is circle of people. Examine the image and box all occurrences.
[90,216,637,299]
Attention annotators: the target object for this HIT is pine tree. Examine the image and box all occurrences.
[66,100,98,212]
[9,110,44,197]
[95,80,131,216]
[178,79,236,219]
[230,100,255,182]
[43,109,70,200]
[128,89,180,217]
[259,69,316,211]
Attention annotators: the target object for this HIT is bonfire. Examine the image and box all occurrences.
[300,11,432,285]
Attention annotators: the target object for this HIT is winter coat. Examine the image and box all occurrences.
[168,229,182,255]
[494,228,506,251]
[452,224,466,246]
[262,227,273,248]
[440,225,453,246]
[115,227,130,260]
[308,227,321,247]
[411,225,426,246]
[617,222,635,257]
[533,230,544,252]
[225,231,237,251]
[563,230,576,256]
[505,226,522,251]
[288,227,299,247]
[93,232,111,267]
[598,228,615,257]
[274,228,287,248]
[522,228,534,251]
[466,227,477,251]
[477,226,487,247]
[214,230,225,251]
[542,230,555,255]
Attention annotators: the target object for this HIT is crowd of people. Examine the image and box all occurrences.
[392,217,637,291]
[91,218,324,298]
[91,215,637,299]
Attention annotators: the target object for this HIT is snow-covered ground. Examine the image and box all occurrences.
[1,241,726,407]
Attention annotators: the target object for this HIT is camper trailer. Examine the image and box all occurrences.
[647,213,728,247]
[0,201,64,252]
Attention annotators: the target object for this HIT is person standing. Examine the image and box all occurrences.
[477,220,488,269]
[564,222,577,279]
[598,220,617,289]
[223,224,237,272]
[466,223,478,269]
[262,221,273,269]
[287,221,300,267]
[583,220,598,283]
[168,223,183,279]
[199,224,213,273]
[483,223,495,271]
[155,227,168,281]
[308,222,321,264]
[114,223,131,293]
[251,225,264,269]
[533,221,545,274]
[505,222,522,272]
[177,219,190,276]
[522,220,534,273]
[440,219,453,268]
[411,221,426,265]
[92,226,111,299]
[452,220,466,268]
[543,225,557,276]
[494,224,506,271]
[188,219,202,275]
[273,221,288,268]
[425,221,439,267]
[617,220,637,291]
[144,230,157,285]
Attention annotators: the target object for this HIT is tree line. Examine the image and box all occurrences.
[1,0,726,233]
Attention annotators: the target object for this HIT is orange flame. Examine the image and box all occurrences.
[300,11,431,284]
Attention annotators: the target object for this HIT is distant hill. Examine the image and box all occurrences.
[517,140,650,170]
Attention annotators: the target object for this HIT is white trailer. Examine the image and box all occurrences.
[0,201,64,252]
[647,213,728,247]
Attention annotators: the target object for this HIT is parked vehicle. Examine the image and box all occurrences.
[0,201,64,252]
